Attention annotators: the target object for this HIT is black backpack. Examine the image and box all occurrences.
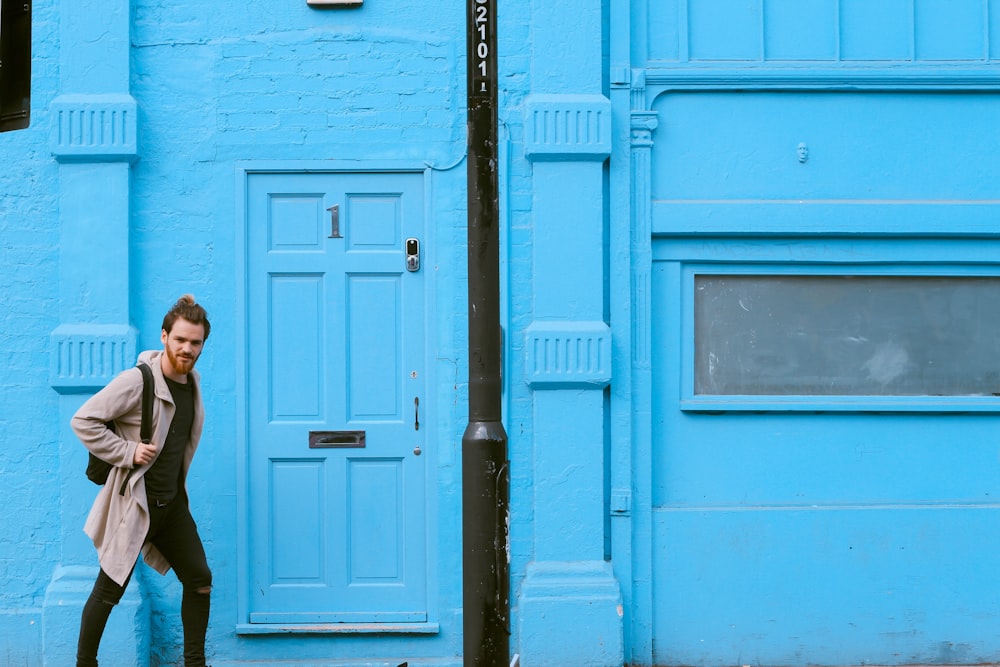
[85,362,153,496]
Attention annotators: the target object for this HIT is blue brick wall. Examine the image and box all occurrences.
[126,2,476,664]
[1,0,485,663]
[0,0,62,660]
[17,0,1000,664]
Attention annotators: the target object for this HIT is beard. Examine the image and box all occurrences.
[166,346,198,376]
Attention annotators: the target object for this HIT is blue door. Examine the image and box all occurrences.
[245,171,427,624]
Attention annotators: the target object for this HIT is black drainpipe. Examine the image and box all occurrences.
[463,0,510,665]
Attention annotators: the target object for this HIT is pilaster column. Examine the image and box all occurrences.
[518,88,622,667]
[623,100,659,665]
[41,1,148,664]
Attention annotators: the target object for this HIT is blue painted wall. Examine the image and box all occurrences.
[5,0,1000,664]
[0,0,61,662]
[1,0,501,663]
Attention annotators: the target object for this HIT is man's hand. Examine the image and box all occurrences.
[133,441,157,467]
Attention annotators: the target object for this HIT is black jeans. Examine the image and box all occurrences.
[77,497,212,667]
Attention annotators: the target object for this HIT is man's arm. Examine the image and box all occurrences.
[71,367,145,469]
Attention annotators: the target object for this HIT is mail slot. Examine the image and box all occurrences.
[309,430,366,448]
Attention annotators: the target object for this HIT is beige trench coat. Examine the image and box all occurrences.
[72,349,204,586]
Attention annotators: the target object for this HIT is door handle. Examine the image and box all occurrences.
[413,397,422,455]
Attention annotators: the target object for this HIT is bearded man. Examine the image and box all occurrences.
[72,295,213,667]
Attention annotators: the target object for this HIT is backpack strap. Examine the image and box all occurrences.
[137,362,153,444]
[119,362,153,496]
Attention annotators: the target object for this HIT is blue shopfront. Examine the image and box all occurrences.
[616,4,1000,664]
[3,0,1000,665]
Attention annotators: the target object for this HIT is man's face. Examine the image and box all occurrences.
[161,318,206,377]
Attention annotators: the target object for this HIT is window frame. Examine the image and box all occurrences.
[680,262,1000,412]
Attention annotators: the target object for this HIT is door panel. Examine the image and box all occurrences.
[246,171,427,624]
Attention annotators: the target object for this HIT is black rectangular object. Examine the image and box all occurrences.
[0,0,31,133]
[308,430,366,448]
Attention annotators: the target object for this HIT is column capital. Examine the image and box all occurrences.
[525,320,612,389]
[50,94,138,163]
[524,94,612,162]
[49,324,138,394]
[630,110,658,148]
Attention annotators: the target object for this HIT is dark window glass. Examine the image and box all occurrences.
[694,275,1000,396]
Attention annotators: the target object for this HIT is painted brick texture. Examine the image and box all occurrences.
[0,0,563,661]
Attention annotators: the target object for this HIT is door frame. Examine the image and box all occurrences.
[234,161,440,633]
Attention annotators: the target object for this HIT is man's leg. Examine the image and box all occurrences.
[76,568,133,667]
[152,501,212,667]
[180,583,212,667]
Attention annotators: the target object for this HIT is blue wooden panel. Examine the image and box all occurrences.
[914,0,985,61]
[647,0,682,61]
[652,507,1000,665]
[348,459,403,582]
[840,0,912,60]
[764,0,837,60]
[688,0,762,61]
[650,0,1000,64]
[269,194,324,250]
[346,195,401,249]
[347,276,401,420]
[270,460,325,583]
[269,275,323,420]
[651,201,1000,237]
[992,0,1000,59]
[652,92,1000,203]
[651,412,1000,508]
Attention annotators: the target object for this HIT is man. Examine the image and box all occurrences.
[72,295,212,667]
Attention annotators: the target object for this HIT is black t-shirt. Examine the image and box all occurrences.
[144,375,194,503]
